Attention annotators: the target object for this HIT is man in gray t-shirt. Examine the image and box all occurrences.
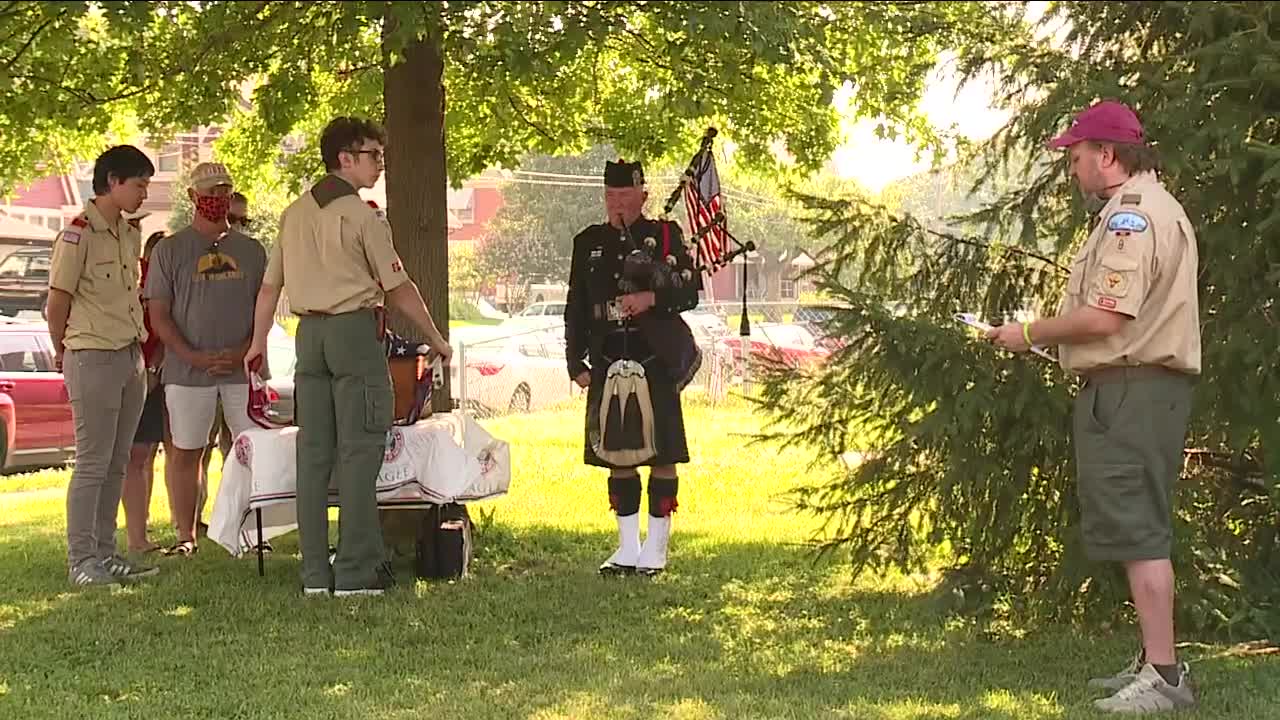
[145,162,267,555]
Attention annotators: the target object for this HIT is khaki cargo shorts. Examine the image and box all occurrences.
[1072,366,1195,562]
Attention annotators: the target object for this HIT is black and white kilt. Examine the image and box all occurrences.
[582,330,690,470]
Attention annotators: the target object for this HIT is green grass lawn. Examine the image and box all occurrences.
[0,399,1275,719]
[450,318,503,328]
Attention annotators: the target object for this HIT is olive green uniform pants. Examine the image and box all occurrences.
[295,309,394,591]
[1073,366,1195,563]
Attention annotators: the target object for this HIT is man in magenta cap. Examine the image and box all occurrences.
[987,99,1201,712]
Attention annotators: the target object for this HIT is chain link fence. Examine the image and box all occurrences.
[270,291,839,419]
[448,299,839,416]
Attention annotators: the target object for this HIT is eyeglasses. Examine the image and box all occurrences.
[228,215,253,228]
[352,149,385,164]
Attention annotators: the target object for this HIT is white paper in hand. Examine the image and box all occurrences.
[953,312,1056,361]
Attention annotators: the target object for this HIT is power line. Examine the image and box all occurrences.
[495,177,601,187]
[502,170,784,206]
[510,170,686,182]
[495,177,780,211]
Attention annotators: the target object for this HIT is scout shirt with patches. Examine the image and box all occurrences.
[48,200,147,351]
[264,174,410,315]
[1058,170,1201,376]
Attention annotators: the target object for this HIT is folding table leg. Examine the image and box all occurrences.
[256,508,265,577]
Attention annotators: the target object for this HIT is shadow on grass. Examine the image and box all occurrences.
[0,519,1274,720]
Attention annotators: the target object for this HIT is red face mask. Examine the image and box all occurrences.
[196,194,231,223]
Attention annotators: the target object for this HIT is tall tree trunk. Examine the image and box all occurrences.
[383,22,451,412]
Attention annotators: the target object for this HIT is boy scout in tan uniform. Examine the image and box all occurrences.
[47,145,160,587]
[245,116,448,597]
[988,101,1200,713]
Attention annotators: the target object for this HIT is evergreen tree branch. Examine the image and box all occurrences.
[757,0,1280,639]
[1184,449,1266,484]
[920,225,1069,274]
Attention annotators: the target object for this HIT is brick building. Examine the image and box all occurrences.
[1,128,507,253]
[0,127,223,242]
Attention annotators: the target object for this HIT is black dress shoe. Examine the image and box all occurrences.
[598,561,637,577]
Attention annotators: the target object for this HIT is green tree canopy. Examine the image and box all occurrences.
[474,143,839,292]
[0,0,1011,406]
[474,144,620,290]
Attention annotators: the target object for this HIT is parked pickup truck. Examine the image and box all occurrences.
[0,247,51,318]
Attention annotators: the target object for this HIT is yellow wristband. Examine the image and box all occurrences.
[1022,322,1034,346]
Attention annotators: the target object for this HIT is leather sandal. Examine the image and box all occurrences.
[162,540,198,557]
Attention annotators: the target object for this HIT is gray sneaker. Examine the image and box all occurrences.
[101,553,160,581]
[334,561,397,598]
[1093,663,1195,714]
[1089,650,1143,692]
[69,559,120,588]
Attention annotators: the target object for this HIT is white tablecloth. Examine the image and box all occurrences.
[208,411,511,557]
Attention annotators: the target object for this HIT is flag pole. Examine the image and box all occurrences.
[662,125,757,332]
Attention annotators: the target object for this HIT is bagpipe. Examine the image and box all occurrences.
[593,128,752,467]
[607,126,759,384]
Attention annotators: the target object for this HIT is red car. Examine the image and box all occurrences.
[0,319,74,473]
[714,322,832,369]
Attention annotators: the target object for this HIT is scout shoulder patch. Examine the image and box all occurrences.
[1120,194,1142,205]
[1107,210,1149,233]
[390,259,403,274]
[59,215,87,244]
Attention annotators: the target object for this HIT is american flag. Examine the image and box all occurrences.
[385,329,428,358]
[683,149,728,267]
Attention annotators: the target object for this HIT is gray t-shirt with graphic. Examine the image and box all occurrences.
[145,226,267,387]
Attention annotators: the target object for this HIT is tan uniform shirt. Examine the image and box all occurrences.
[48,199,147,351]
[265,174,410,314]
[1058,171,1201,376]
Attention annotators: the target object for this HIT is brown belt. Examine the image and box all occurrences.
[296,306,386,340]
[296,307,379,318]
[1082,365,1192,385]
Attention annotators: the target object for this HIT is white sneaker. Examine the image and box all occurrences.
[1093,663,1195,714]
[599,513,641,575]
[1089,650,1143,691]
[636,515,671,576]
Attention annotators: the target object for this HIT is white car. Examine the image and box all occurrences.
[449,327,580,416]
[499,301,566,331]
[251,323,300,421]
